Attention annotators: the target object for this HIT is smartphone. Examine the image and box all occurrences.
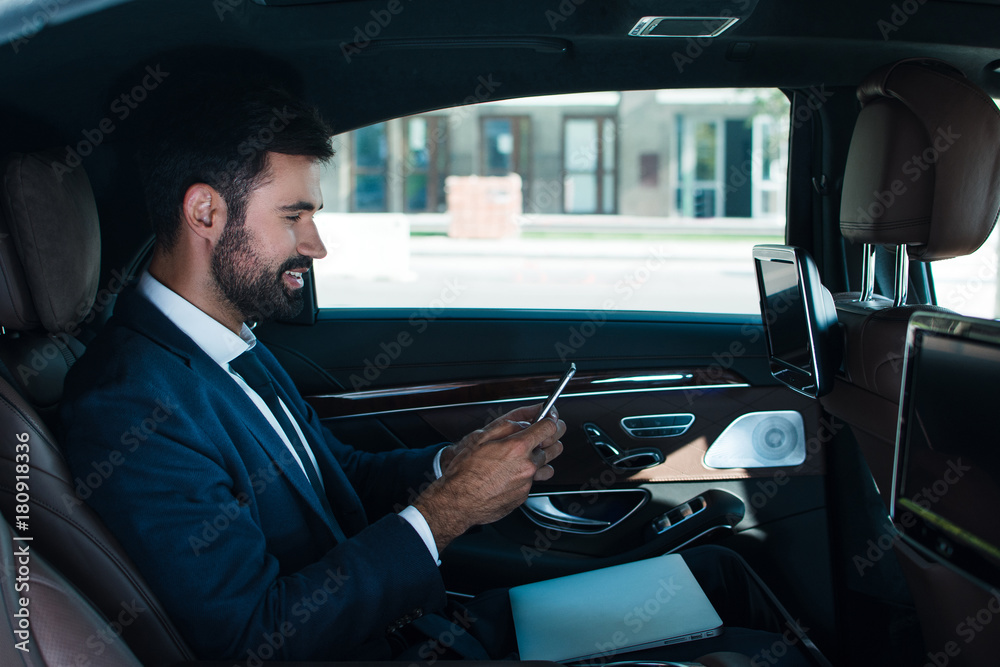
[534,363,576,423]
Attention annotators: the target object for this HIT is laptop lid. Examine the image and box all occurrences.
[509,553,723,662]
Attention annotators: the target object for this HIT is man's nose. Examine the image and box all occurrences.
[298,218,328,260]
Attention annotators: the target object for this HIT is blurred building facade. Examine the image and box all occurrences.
[321,89,789,225]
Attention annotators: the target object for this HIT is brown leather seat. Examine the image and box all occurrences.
[0,510,143,666]
[824,58,1000,500]
[825,59,1000,666]
[0,150,194,666]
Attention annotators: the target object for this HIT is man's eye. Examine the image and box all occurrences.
[285,214,302,222]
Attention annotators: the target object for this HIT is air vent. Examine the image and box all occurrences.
[621,413,695,438]
[628,16,739,38]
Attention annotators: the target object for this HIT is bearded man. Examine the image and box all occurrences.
[59,82,564,662]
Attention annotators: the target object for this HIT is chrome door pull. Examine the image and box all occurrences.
[522,497,611,528]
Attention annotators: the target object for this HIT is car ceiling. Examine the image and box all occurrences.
[0,0,998,151]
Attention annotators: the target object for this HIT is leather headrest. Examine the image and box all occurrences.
[0,150,100,333]
[840,59,1000,261]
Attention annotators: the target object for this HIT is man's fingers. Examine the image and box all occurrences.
[475,416,532,443]
[533,464,555,482]
[537,439,564,464]
[498,417,558,454]
[501,403,546,423]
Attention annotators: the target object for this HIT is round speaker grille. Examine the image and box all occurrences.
[752,416,798,461]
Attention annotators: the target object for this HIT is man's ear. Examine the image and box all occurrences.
[181,183,227,242]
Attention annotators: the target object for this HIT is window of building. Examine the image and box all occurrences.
[403,116,449,213]
[481,117,530,177]
[676,117,723,218]
[563,116,616,214]
[351,123,388,212]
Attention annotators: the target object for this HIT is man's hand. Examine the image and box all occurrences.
[414,404,566,552]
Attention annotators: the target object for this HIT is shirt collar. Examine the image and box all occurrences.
[137,271,255,368]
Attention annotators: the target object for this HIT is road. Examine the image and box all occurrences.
[314,231,1000,319]
[315,235,774,314]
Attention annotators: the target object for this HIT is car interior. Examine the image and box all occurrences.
[0,1,998,666]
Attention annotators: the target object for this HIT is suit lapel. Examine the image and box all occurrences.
[272,388,369,537]
[113,288,348,540]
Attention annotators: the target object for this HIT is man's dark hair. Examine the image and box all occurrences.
[140,81,335,248]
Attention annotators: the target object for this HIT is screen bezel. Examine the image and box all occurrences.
[752,244,839,398]
[891,312,1000,593]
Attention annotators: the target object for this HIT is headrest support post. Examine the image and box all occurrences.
[860,243,876,302]
[893,244,909,307]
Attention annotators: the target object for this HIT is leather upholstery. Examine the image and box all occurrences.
[0,376,194,666]
[832,296,953,403]
[840,58,1000,260]
[0,151,194,665]
[827,59,1000,663]
[894,540,1000,667]
[826,60,1000,498]
[0,511,142,667]
[0,150,100,333]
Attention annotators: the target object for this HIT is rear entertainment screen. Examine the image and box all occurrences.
[894,315,1000,591]
[752,245,839,398]
[757,259,811,371]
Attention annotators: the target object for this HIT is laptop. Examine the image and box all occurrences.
[509,553,723,662]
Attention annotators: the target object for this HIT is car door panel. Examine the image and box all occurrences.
[259,310,833,636]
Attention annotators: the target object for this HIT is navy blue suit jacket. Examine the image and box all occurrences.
[59,288,448,660]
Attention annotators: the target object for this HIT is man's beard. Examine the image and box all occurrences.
[211,219,311,324]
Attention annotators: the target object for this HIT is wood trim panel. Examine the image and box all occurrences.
[307,368,748,419]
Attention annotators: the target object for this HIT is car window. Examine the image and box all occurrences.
[313,89,789,313]
[932,223,999,319]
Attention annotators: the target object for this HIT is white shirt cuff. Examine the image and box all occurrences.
[399,505,440,565]
[432,446,447,479]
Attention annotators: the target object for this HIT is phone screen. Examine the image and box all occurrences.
[534,363,576,423]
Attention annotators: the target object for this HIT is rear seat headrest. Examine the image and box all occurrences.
[0,150,100,333]
[840,58,1000,261]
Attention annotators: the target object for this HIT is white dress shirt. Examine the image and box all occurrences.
[137,272,441,563]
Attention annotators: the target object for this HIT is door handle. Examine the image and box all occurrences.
[520,489,649,534]
[522,497,612,528]
[610,447,665,471]
[583,422,665,471]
